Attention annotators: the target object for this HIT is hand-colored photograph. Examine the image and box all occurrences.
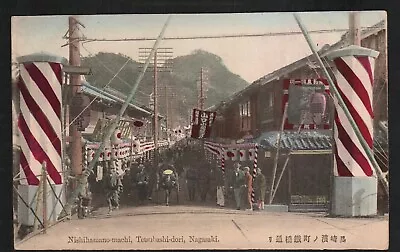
[12,11,388,250]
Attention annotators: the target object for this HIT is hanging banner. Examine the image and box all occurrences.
[191,108,217,139]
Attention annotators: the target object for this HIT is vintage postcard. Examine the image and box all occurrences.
[12,11,388,250]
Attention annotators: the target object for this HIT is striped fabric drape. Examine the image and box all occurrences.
[331,51,377,177]
[18,60,64,185]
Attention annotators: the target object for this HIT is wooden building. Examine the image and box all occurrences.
[209,20,387,211]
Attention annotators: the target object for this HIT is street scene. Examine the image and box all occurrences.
[12,11,388,250]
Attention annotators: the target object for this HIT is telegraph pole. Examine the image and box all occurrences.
[69,16,83,176]
[153,50,159,156]
[200,68,204,110]
[198,67,208,110]
[138,47,173,160]
[349,11,361,46]
[165,86,168,132]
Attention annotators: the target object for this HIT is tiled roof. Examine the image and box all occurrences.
[258,130,388,151]
[258,130,332,151]
[81,82,152,116]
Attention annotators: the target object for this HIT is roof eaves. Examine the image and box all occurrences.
[210,20,385,113]
[82,82,151,115]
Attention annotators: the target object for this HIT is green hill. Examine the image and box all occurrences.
[82,50,249,127]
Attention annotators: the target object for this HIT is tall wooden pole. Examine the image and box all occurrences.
[61,16,172,217]
[200,67,204,110]
[165,86,168,133]
[293,13,388,195]
[349,12,361,46]
[69,16,83,176]
[153,50,159,163]
[42,162,47,233]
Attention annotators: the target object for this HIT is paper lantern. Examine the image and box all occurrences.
[133,120,144,127]
[112,147,119,159]
[111,128,123,145]
[239,149,246,161]
[248,149,255,161]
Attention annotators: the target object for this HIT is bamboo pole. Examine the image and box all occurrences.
[33,164,45,231]
[61,16,172,217]
[271,115,306,202]
[13,185,44,229]
[268,103,288,204]
[41,163,47,233]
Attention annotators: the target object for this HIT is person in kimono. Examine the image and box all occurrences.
[243,166,253,211]
[215,167,225,207]
[254,168,267,210]
[231,162,245,210]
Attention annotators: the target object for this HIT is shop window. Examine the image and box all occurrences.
[239,100,251,131]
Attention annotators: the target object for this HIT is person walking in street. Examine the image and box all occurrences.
[186,165,198,201]
[215,167,225,207]
[231,162,245,210]
[198,165,211,202]
[104,167,120,214]
[136,164,149,205]
[243,166,253,211]
[146,160,156,201]
[254,168,266,210]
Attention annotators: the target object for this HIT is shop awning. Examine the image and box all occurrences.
[257,130,332,152]
[256,129,388,154]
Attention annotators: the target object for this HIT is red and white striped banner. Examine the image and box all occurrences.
[204,143,221,156]
[18,59,64,185]
[204,141,256,150]
[141,141,155,153]
[330,48,378,177]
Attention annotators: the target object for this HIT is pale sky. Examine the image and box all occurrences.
[12,11,386,83]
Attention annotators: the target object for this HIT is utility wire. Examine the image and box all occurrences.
[16,57,131,181]
[80,42,152,100]
[76,26,384,44]
[67,57,132,128]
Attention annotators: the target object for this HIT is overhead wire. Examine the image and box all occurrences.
[16,54,132,181]
[80,42,152,101]
[15,21,386,181]
[77,26,385,44]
